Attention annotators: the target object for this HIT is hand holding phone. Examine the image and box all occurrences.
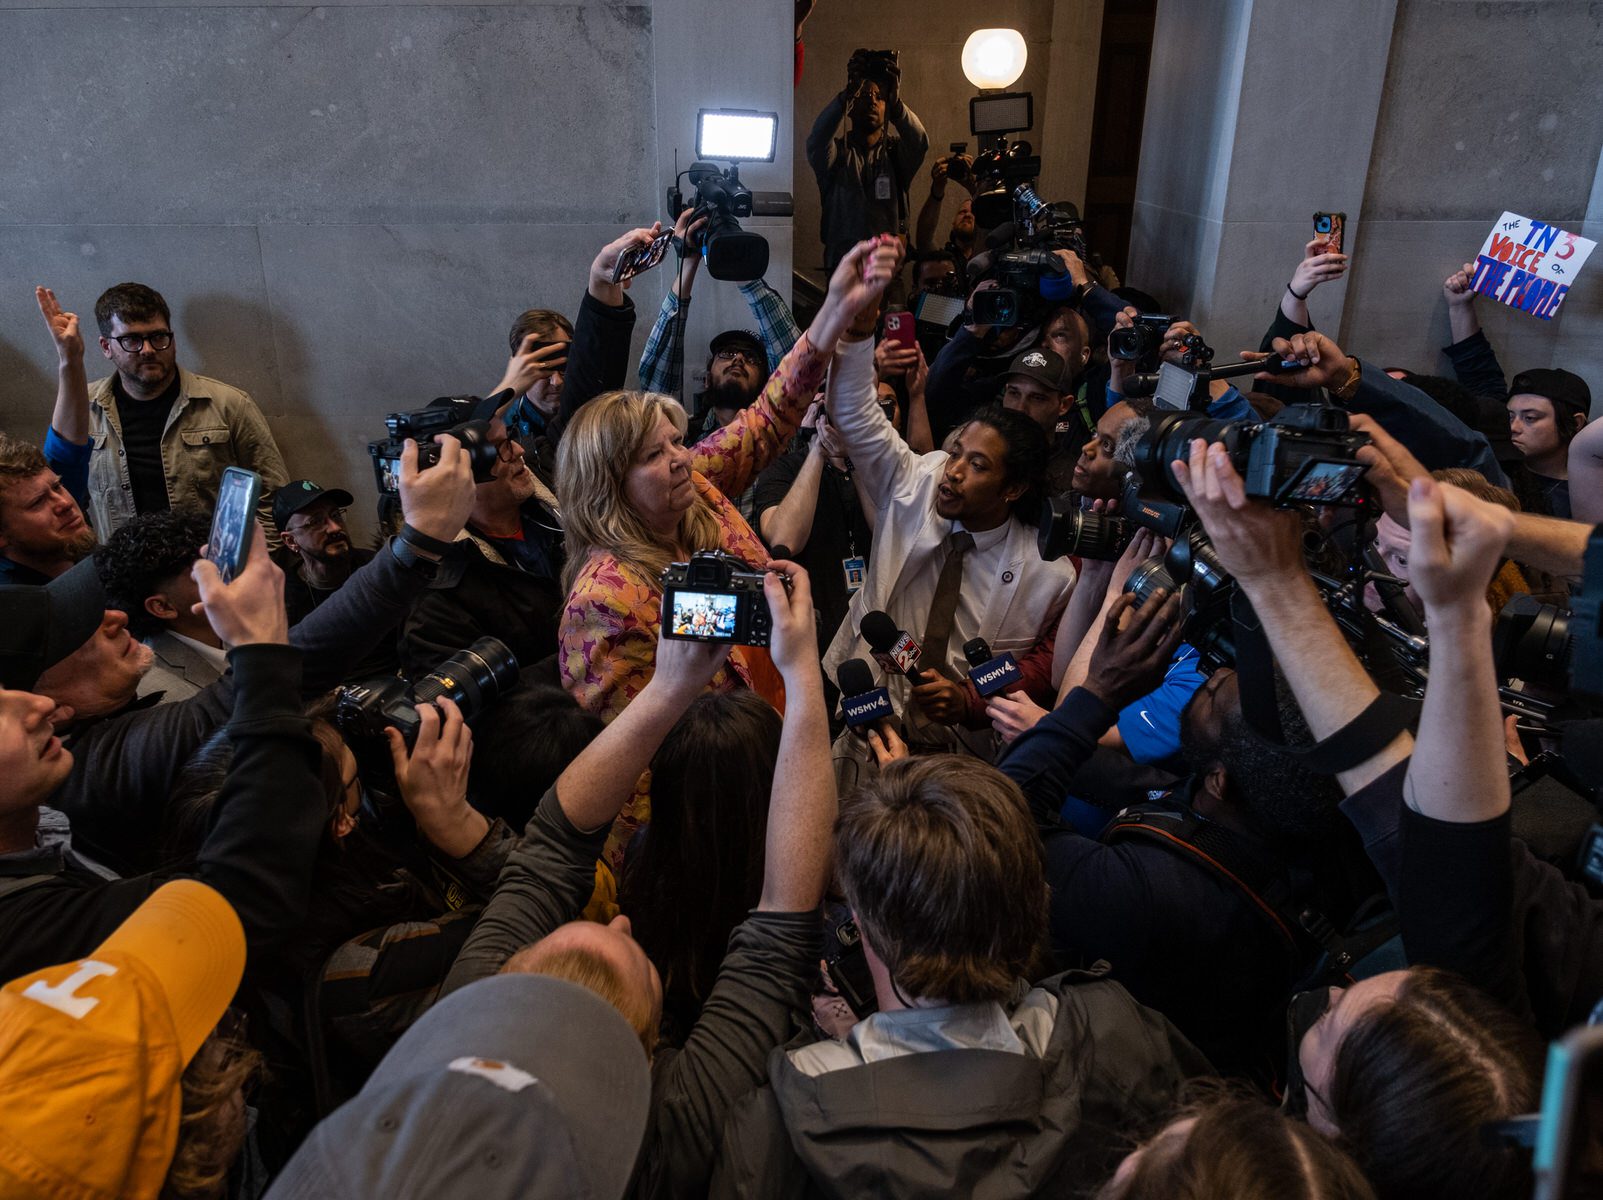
[612,228,675,284]
[1313,211,1347,256]
[207,467,261,584]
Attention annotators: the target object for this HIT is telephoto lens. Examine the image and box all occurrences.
[1037,495,1133,561]
[410,636,521,723]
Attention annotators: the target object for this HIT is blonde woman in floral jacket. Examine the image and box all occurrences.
[556,237,900,866]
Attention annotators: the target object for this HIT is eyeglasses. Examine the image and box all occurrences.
[109,331,174,352]
[714,346,762,368]
[287,507,346,533]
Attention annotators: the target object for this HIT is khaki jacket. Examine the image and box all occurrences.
[86,368,288,537]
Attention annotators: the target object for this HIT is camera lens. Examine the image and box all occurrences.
[441,420,501,484]
[1038,497,1132,562]
[1125,556,1177,605]
[1492,594,1571,690]
[1134,412,1241,502]
[410,636,521,723]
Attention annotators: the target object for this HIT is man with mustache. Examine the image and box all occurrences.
[277,480,400,679]
[85,282,288,540]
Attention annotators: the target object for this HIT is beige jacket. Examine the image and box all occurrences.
[86,368,288,538]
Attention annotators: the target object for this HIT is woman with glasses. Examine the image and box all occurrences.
[555,237,898,869]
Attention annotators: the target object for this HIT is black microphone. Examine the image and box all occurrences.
[861,610,924,678]
[837,658,896,731]
[769,545,794,562]
[963,637,1025,699]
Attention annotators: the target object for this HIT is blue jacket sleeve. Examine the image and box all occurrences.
[997,687,1122,827]
[43,426,92,511]
[1346,361,1509,486]
[1205,386,1253,421]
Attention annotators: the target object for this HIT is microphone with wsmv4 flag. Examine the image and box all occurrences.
[837,658,896,730]
[964,637,1024,698]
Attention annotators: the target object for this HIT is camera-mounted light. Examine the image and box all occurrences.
[696,109,779,163]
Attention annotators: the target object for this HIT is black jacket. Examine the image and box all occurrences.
[1000,688,1343,1078]
[1339,760,1603,1038]
[0,645,323,980]
[53,541,439,876]
[398,513,564,678]
[555,289,637,436]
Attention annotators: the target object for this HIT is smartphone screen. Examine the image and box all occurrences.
[208,467,261,583]
[1313,211,1347,256]
[612,229,674,284]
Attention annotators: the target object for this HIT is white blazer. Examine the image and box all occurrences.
[820,337,1076,689]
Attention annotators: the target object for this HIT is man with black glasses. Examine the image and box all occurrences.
[86,281,287,539]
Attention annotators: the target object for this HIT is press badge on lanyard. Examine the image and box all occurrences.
[842,556,866,594]
[874,172,892,202]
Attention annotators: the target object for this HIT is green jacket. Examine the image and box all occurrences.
[86,367,288,538]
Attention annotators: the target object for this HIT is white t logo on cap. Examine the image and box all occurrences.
[23,960,117,1020]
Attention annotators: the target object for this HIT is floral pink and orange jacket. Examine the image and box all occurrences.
[560,332,830,867]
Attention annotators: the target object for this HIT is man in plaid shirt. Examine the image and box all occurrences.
[638,213,804,524]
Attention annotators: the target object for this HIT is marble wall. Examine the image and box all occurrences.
[1129,0,1603,412]
[0,0,794,538]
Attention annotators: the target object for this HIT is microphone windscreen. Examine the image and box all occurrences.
[860,610,898,652]
[837,657,876,696]
[963,638,992,669]
[769,545,793,562]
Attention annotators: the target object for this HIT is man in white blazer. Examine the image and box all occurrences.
[822,317,1076,765]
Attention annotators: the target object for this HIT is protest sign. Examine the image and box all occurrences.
[1469,212,1595,320]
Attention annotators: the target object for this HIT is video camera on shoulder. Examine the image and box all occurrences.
[660,550,776,648]
[967,183,1088,330]
[367,395,504,495]
[1037,471,1189,563]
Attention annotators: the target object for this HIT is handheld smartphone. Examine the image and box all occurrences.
[1313,211,1347,255]
[208,467,261,583]
[611,228,674,284]
[1532,1024,1603,1199]
[882,311,916,350]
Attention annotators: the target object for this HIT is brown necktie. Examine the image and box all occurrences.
[920,530,974,678]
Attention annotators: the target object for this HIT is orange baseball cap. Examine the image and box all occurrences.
[0,879,246,1200]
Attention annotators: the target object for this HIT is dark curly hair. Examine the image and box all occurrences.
[961,403,1051,524]
[95,508,212,638]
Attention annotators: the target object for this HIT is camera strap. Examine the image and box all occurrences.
[1230,590,1419,774]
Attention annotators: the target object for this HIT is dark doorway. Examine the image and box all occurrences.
[1083,0,1157,281]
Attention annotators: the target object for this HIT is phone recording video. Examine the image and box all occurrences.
[208,467,261,583]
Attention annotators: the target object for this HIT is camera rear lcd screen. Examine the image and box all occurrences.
[1284,460,1366,502]
[668,591,739,641]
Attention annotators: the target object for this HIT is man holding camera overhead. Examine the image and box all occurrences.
[806,48,929,270]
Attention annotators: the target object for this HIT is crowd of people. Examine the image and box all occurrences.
[2,40,1602,1200]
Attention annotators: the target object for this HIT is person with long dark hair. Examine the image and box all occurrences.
[618,689,781,1043]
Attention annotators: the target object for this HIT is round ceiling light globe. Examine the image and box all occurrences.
[961,28,1027,90]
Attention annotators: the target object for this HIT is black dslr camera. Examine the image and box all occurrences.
[1108,315,1212,374]
[1133,404,1372,508]
[660,551,776,647]
[367,395,505,495]
[1493,524,1603,706]
[336,637,519,746]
